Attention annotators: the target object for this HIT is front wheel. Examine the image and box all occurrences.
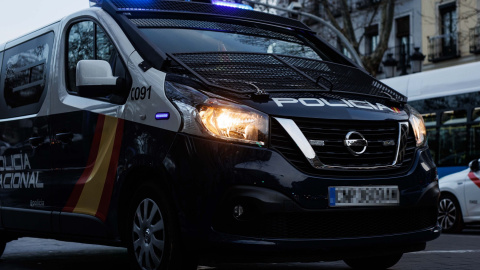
[343,253,403,270]
[438,193,464,233]
[126,183,197,270]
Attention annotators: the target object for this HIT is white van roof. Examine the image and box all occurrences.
[381,61,480,101]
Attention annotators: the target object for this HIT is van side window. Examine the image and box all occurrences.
[66,21,130,104]
[0,32,53,119]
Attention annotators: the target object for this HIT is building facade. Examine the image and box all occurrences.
[422,0,480,71]
[274,0,480,77]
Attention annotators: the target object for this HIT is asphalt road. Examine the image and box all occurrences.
[2,227,480,270]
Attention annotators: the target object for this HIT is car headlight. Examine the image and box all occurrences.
[166,81,268,146]
[407,104,427,147]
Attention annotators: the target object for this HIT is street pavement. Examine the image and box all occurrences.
[1,226,480,269]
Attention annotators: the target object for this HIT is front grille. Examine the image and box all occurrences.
[270,118,416,177]
[215,207,437,239]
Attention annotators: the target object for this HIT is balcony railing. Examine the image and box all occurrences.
[470,26,480,54]
[428,33,460,62]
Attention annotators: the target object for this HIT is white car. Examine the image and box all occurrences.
[438,159,480,233]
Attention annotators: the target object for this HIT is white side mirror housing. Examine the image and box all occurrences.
[76,60,122,98]
[76,59,118,87]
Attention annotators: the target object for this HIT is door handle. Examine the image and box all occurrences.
[29,136,45,147]
[55,132,74,144]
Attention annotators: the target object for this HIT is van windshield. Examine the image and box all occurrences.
[139,21,322,60]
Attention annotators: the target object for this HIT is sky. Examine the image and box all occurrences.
[0,0,90,44]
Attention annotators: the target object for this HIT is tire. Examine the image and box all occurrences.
[126,183,198,270]
[438,193,464,233]
[344,253,403,270]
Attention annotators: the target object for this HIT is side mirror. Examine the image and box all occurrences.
[469,158,480,172]
[76,60,123,98]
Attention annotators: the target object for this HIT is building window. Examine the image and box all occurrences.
[440,3,457,57]
[365,24,378,55]
[469,25,480,54]
[428,2,459,62]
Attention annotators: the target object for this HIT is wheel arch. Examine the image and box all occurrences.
[440,190,466,218]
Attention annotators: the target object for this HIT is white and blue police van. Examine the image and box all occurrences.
[0,0,440,269]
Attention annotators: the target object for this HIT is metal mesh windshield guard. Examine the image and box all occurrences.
[168,52,407,102]
[130,18,300,44]
[106,0,310,31]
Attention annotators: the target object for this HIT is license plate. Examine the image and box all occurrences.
[329,186,399,207]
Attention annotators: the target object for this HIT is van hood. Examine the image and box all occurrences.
[166,52,408,121]
[167,52,407,113]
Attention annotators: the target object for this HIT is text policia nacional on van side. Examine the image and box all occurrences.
[0,154,43,189]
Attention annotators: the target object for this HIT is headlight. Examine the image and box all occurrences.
[166,81,268,146]
[407,104,427,147]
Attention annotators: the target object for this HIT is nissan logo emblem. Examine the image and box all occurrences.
[344,131,368,156]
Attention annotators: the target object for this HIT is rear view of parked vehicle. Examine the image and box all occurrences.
[438,158,480,233]
[0,1,440,269]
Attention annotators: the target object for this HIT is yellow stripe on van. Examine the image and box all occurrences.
[73,116,118,216]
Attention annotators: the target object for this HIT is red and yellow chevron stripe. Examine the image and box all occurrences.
[391,107,400,113]
[63,114,124,222]
[468,171,480,189]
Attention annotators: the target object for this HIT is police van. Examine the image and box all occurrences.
[0,0,440,269]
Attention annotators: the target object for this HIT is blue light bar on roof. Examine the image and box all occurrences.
[211,0,254,10]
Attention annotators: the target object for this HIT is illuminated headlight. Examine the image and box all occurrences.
[166,82,268,146]
[407,105,427,147]
[198,99,267,145]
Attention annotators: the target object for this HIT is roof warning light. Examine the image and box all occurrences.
[211,0,254,10]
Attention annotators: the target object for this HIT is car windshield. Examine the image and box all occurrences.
[139,20,322,60]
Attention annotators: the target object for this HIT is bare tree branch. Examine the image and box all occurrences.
[320,0,344,35]
[317,0,396,76]
[374,0,394,58]
[340,0,358,50]
[358,4,380,45]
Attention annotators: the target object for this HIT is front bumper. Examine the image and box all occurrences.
[206,226,439,262]
[164,134,440,261]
